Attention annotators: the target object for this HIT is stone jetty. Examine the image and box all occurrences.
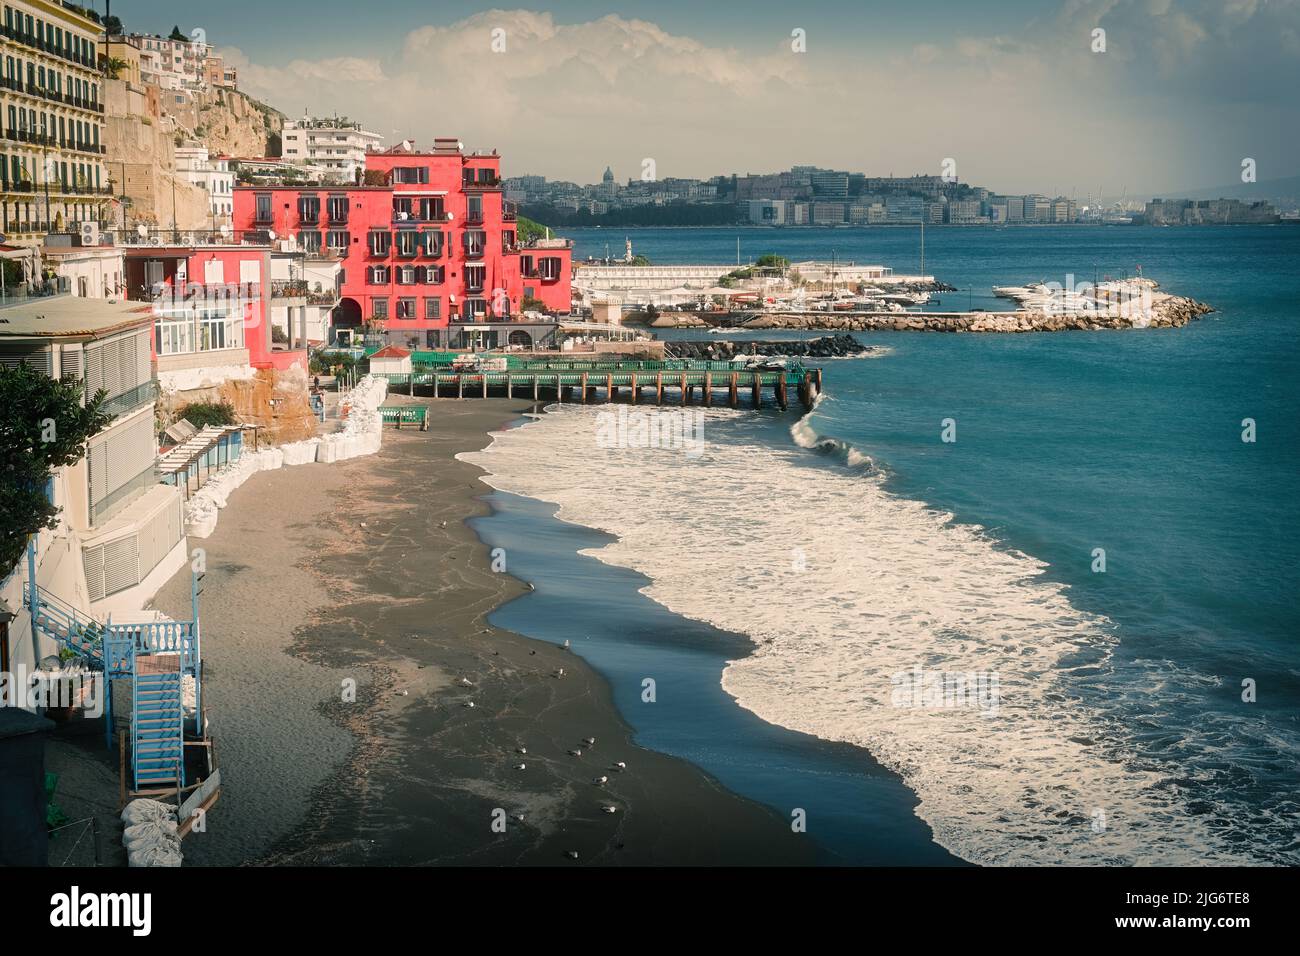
[744,294,1212,333]
[665,333,877,360]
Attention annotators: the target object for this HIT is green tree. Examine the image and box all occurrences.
[1,364,111,571]
[104,15,124,35]
[103,57,127,80]
[176,400,236,430]
[169,26,187,41]
[516,215,548,244]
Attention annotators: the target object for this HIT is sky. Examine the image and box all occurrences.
[106,0,1300,197]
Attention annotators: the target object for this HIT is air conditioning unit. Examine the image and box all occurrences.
[149,236,163,246]
[79,220,100,246]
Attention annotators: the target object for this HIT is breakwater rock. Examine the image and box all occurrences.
[743,296,1213,333]
[665,333,878,360]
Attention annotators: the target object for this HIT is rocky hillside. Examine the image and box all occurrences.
[170,89,284,159]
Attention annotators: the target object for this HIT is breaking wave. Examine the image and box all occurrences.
[459,406,1290,865]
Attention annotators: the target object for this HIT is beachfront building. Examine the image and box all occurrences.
[0,0,112,246]
[280,116,383,185]
[231,138,574,349]
[116,240,303,387]
[0,296,188,667]
[41,232,124,297]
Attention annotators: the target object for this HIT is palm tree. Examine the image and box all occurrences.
[104,57,127,80]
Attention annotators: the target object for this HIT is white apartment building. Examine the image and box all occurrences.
[281,117,383,184]
[175,144,234,222]
[42,235,125,297]
[132,33,210,91]
[0,297,188,679]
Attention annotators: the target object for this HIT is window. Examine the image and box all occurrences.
[392,166,429,184]
[299,230,322,254]
[397,265,416,285]
[463,230,485,257]
[326,229,349,251]
[466,195,483,222]
[368,230,391,256]
[425,265,444,284]
[424,297,441,320]
[255,193,272,222]
[298,195,320,221]
[396,298,416,319]
[395,230,418,257]
[368,266,390,284]
[327,195,348,223]
[371,298,388,319]
[465,264,486,292]
[421,230,443,258]
[418,197,444,221]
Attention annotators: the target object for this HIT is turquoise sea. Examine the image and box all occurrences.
[466,225,1300,865]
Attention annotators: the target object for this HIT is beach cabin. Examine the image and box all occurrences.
[368,345,413,376]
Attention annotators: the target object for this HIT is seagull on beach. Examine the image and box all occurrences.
[593,775,608,786]
[458,677,474,687]
[583,737,596,747]
[614,761,626,771]
[515,763,527,771]
[601,806,617,814]
[440,520,447,529]
[568,749,584,757]
[464,701,475,708]
[516,747,527,755]
[565,850,579,860]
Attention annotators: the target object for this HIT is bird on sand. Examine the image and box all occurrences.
[593,775,608,785]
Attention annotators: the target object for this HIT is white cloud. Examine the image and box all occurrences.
[219,2,1300,193]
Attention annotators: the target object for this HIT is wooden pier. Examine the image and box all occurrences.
[372,360,823,411]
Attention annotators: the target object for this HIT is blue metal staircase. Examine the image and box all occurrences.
[24,538,205,795]
[131,662,186,791]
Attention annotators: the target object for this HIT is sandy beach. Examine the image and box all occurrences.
[143,398,811,866]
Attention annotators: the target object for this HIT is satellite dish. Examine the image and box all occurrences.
[136,224,148,238]
[446,212,454,221]
[219,224,232,237]
[267,230,277,241]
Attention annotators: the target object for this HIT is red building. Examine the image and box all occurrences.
[118,243,287,372]
[231,138,572,349]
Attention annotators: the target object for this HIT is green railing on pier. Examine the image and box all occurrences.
[378,405,429,428]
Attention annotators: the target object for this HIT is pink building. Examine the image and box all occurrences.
[232,138,572,349]
[120,243,302,374]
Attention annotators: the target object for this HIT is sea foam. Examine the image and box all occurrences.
[460,405,1279,865]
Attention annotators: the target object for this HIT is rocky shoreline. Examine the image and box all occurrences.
[665,333,878,360]
[743,295,1213,332]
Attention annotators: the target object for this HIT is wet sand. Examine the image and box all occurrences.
[153,398,813,866]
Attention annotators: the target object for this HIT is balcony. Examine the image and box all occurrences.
[97,380,158,419]
[271,280,308,300]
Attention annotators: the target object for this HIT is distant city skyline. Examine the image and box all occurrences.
[110,0,1300,196]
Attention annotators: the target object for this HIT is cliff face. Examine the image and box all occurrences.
[169,89,284,159]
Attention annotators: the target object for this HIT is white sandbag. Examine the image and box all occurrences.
[128,841,183,867]
[120,799,176,827]
[123,819,178,849]
[280,439,320,465]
